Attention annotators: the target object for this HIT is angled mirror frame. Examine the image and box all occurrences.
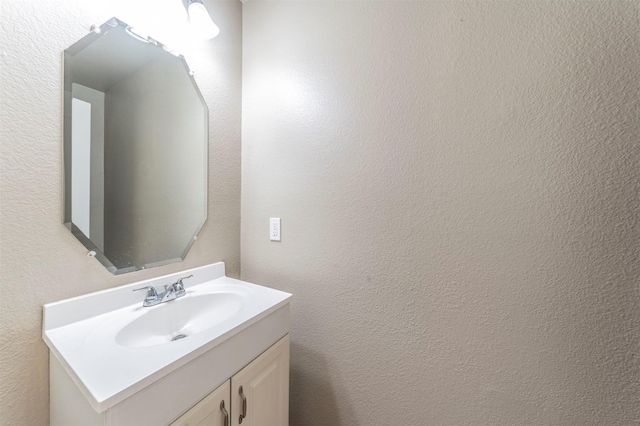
[63,18,208,275]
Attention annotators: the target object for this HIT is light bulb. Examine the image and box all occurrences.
[188,1,220,40]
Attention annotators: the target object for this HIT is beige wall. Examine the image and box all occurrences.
[1,1,639,425]
[241,1,639,425]
[0,0,241,424]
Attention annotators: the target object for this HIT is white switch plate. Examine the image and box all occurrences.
[270,218,281,241]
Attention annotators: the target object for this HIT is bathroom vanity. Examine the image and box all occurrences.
[43,263,291,425]
[50,18,291,424]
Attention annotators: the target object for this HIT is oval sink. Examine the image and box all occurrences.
[116,292,246,348]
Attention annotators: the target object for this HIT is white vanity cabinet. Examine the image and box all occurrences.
[50,333,290,426]
[44,263,292,426]
[171,381,231,426]
[230,334,290,426]
[172,335,289,426]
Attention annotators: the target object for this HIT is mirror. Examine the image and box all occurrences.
[63,18,208,275]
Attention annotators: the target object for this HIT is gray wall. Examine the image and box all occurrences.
[0,1,241,424]
[104,56,207,268]
[1,1,639,425]
[241,1,640,425]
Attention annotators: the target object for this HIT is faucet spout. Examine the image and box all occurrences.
[133,275,193,307]
[160,285,178,302]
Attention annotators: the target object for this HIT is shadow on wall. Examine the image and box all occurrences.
[289,342,357,425]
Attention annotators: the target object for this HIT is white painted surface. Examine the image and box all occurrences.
[50,353,103,426]
[172,334,289,426]
[171,379,230,426]
[71,98,92,237]
[105,313,289,425]
[71,83,106,251]
[49,312,290,426]
[241,1,640,425]
[231,334,290,426]
[43,262,292,412]
[0,1,242,424]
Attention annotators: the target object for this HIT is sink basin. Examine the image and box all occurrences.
[43,262,292,413]
[116,291,247,348]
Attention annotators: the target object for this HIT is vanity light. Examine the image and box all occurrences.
[187,0,219,40]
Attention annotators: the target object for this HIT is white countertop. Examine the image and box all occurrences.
[43,262,292,412]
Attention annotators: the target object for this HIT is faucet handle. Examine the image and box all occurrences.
[175,275,193,287]
[172,274,193,295]
[133,286,158,301]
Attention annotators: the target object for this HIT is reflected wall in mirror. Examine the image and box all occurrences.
[64,18,208,275]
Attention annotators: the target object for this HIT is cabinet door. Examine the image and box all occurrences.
[231,334,290,426]
[171,380,231,426]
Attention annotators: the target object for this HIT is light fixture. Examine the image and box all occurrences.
[187,0,219,40]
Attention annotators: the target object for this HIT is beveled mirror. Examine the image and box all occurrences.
[63,18,208,275]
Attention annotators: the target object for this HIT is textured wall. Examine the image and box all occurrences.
[241,1,639,425]
[0,1,241,424]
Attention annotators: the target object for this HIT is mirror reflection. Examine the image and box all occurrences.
[64,18,208,275]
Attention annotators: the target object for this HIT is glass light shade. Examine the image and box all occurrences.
[188,1,220,40]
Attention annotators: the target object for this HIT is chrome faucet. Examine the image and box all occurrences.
[133,275,193,307]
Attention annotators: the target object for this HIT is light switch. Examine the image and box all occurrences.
[270,218,281,241]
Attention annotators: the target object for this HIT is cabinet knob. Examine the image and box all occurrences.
[239,386,247,424]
